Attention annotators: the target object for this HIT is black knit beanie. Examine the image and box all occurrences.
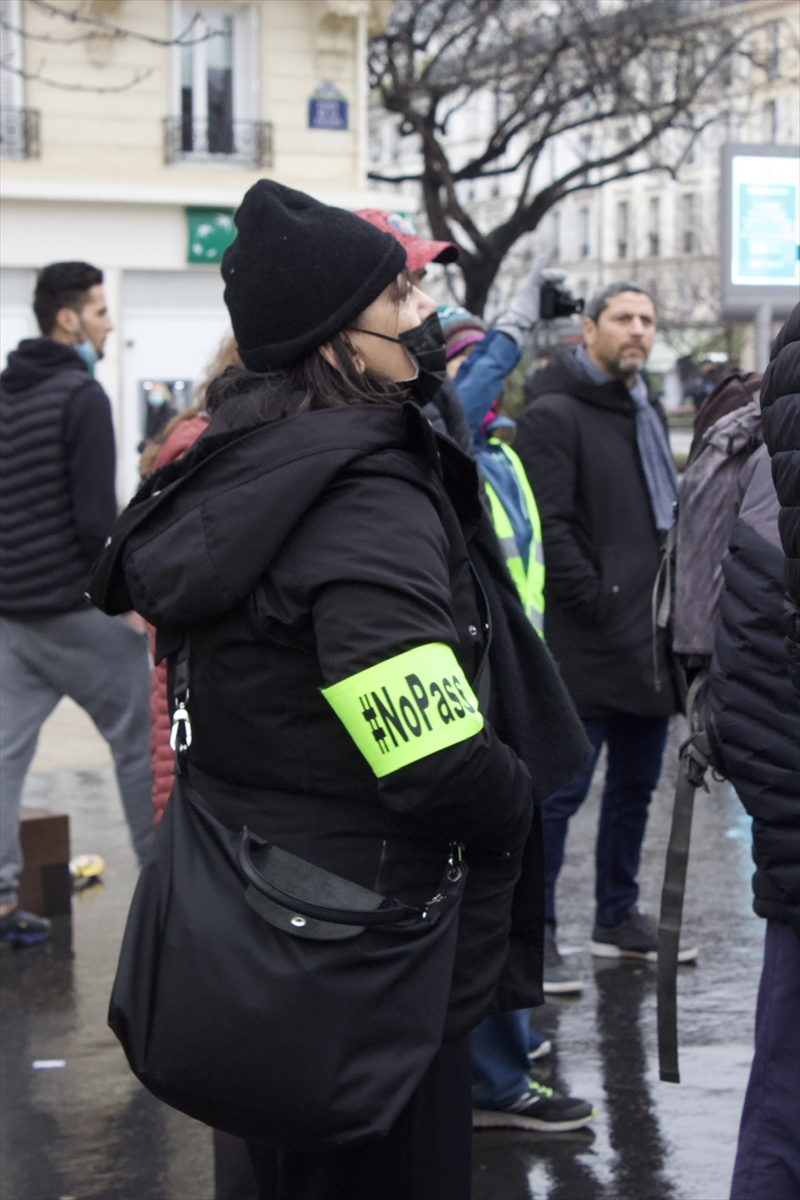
[221,180,407,371]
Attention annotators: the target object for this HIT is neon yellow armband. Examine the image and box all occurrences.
[321,642,484,778]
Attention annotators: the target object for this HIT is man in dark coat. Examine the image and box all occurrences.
[724,305,800,1200]
[0,262,154,949]
[514,281,695,992]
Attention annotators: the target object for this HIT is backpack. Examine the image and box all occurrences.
[687,370,762,463]
[672,395,763,662]
[657,382,763,1086]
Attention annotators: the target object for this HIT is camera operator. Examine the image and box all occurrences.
[514,281,696,991]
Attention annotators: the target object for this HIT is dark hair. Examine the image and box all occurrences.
[205,333,404,427]
[207,270,415,424]
[34,261,104,335]
[584,281,651,324]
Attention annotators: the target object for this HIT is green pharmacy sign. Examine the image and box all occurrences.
[186,208,235,264]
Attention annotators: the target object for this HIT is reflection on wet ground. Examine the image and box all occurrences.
[1,709,761,1199]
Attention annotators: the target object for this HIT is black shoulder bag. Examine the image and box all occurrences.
[108,636,468,1150]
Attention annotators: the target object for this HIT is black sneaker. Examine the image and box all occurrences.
[473,1077,596,1132]
[0,906,51,948]
[543,924,583,994]
[590,905,698,963]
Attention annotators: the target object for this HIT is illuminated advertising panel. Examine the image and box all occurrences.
[720,144,800,317]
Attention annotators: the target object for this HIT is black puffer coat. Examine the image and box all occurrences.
[0,339,117,617]
[515,350,676,718]
[704,446,800,933]
[760,302,800,699]
[91,393,588,1037]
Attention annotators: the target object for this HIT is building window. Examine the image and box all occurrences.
[648,196,661,257]
[616,200,629,260]
[579,207,590,258]
[180,9,233,153]
[0,0,39,160]
[167,3,269,167]
[763,99,778,144]
[552,210,561,261]
[767,21,780,79]
[681,193,696,255]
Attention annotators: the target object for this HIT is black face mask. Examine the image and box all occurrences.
[398,312,448,406]
[346,311,448,406]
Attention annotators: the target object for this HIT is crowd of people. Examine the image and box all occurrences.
[0,182,797,1200]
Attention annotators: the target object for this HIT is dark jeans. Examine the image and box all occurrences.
[542,713,669,928]
[245,1036,472,1200]
[730,920,800,1200]
[470,1009,530,1108]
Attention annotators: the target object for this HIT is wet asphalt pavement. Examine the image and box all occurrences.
[1,702,762,1200]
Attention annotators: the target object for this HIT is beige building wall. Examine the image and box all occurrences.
[0,0,392,500]
[2,0,390,194]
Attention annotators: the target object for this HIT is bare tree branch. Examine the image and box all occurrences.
[370,0,773,312]
[0,1,226,96]
[26,0,219,47]
[0,11,215,47]
[0,54,152,92]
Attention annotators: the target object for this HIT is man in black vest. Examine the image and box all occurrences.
[515,281,697,993]
[0,261,153,947]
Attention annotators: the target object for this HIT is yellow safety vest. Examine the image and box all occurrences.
[483,440,545,637]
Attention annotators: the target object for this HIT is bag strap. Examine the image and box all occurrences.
[169,633,466,927]
[651,515,678,695]
[169,633,192,778]
[469,562,493,714]
[657,671,710,1083]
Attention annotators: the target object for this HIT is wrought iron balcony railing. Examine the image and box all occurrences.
[163,117,272,169]
[0,109,41,160]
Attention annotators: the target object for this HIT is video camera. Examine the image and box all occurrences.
[539,281,585,321]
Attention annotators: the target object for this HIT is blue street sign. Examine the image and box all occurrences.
[309,83,348,131]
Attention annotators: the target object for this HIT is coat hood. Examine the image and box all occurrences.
[0,338,90,395]
[90,401,476,633]
[525,347,639,416]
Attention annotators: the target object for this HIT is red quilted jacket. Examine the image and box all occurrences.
[148,415,209,824]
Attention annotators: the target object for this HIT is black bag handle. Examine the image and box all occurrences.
[237,829,452,928]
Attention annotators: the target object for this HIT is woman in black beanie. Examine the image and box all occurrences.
[92,181,573,1200]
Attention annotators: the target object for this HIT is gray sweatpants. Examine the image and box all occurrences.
[0,608,154,904]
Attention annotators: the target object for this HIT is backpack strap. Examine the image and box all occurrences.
[657,673,710,1083]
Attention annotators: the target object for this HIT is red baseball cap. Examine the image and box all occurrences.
[354,209,459,272]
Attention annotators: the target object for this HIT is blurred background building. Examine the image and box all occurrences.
[1,0,797,490]
[0,0,391,500]
[368,0,799,404]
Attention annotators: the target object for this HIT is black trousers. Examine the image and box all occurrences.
[215,1129,259,1200]
[244,1035,473,1200]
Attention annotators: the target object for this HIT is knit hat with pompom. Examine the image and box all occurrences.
[437,305,487,361]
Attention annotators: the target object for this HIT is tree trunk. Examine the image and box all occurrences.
[460,253,504,317]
